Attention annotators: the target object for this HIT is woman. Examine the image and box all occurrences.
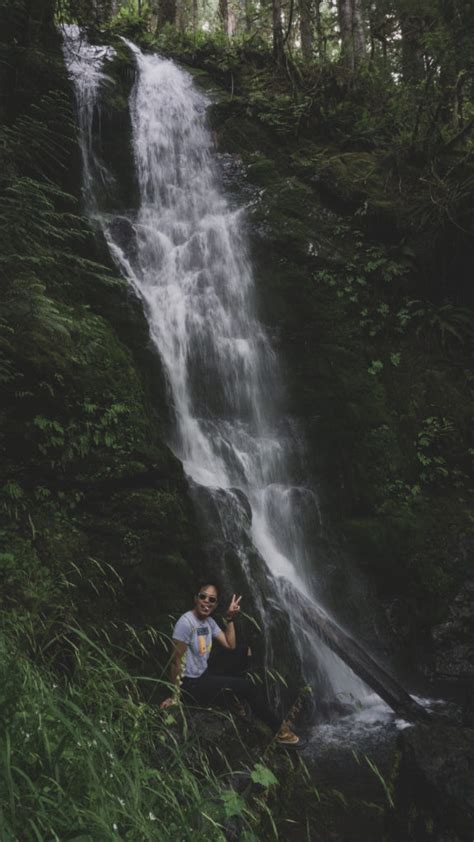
[161,580,303,747]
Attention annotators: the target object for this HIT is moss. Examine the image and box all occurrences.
[315,150,398,212]
[244,152,279,186]
[208,103,280,158]
[344,514,423,580]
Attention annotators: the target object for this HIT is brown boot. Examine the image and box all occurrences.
[275,723,305,748]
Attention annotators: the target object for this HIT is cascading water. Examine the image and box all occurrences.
[63,26,371,712]
[62,26,116,209]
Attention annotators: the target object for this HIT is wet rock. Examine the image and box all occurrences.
[191,484,253,548]
[96,46,139,210]
[107,215,139,262]
[228,487,252,523]
[153,706,270,779]
[432,579,474,683]
[432,576,474,725]
[395,723,474,841]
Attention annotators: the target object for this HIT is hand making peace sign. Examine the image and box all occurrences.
[226,593,242,621]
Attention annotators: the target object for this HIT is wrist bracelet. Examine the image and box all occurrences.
[225,617,234,623]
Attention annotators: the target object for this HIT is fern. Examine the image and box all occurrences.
[0,173,122,291]
[0,91,75,179]
[408,299,474,350]
[0,178,83,254]
[4,275,73,339]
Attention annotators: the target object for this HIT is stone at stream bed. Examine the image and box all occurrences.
[155,707,389,841]
[394,723,474,841]
[432,575,474,726]
[153,707,272,772]
[432,579,474,681]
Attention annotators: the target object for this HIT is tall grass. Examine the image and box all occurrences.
[0,622,270,841]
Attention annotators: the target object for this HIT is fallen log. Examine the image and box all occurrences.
[285,582,430,723]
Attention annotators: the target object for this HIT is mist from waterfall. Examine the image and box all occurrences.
[63,26,369,710]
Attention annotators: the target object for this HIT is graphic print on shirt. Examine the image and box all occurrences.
[196,626,212,656]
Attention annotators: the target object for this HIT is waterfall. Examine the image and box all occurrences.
[62,26,116,209]
[63,27,370,712]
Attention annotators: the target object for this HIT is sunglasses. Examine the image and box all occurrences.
[197,592,217,604]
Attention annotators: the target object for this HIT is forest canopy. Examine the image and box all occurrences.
[66,0,474,86]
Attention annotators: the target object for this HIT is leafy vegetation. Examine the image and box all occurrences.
[0,622,289,841]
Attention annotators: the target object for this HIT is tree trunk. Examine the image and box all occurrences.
[228,3,236,36]
[368,0,389,66]
[218,0,229,34]
[299,0,313,62]
[338,0,366,71]
[272,0,285,63]
[244,0,252,32]
[353,0,365,57]
[315,0,324,59]
[285,583,430,723]
[157,0,176,27]
[398,4,425,82]
[218,0,236,36]
[338,0,353,69]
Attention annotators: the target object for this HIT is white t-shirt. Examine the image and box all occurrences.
[172,611,222,678]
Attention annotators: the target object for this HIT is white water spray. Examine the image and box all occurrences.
[62,26,115,208]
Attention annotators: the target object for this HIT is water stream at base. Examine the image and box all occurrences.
[63,26,375,714]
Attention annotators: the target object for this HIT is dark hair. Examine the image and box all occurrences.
[195,579,220,597]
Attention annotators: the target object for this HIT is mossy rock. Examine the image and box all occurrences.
[244,152,279,187]
[344,513,424,580]
[209,102,280,158]
[94,46,138,210]
[125,551,194,625]
[316,150,397,211]
[88,487,192,561]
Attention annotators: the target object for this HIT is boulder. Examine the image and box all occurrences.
[396,723,474,841]
[432,578,474,725]
[432,579,474,683]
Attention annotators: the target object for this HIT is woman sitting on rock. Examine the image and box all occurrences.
[160,580,303,748]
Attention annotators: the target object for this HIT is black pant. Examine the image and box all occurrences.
[181,645,280,732]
